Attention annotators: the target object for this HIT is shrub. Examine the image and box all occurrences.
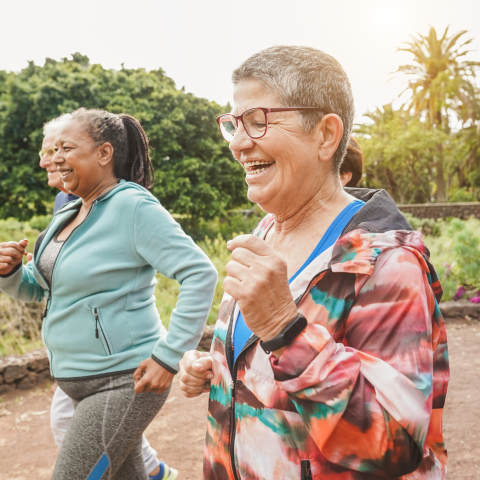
[447,218,480,291]
[404,213,441,237]
[448,187,478,203]
[27,214,53,232]
[422,217,480,300]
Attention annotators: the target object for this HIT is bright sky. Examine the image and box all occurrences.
[1,0,480,122]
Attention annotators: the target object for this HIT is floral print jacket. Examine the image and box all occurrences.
[203,189,449,480]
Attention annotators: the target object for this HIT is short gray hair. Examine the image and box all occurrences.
[232,45,354,168]
[43,113,73,137]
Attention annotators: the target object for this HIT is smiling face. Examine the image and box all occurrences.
[39,134,64,191]
[52,119,115,199]
[229,79,338,217]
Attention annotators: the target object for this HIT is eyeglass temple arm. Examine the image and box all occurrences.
[267,107,322,112]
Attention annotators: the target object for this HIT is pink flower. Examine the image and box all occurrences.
[454,286,466,300]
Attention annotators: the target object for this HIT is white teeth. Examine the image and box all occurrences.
[244,161,274,168]
[246,167,268,176]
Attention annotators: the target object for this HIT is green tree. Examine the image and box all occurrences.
[396,26,480,201]
[0,54,246,221]
[356,104,454,204]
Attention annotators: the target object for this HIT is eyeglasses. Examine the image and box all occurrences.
[216,107,323,142]
[38,147,56,159]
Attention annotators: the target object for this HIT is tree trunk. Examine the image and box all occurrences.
[435,144,446,202]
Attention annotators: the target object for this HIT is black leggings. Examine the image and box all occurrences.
[52,372,170,480]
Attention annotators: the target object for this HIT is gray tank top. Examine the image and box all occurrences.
[37,235,65,286]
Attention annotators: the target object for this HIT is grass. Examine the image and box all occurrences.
[155,235,231,328]
[0,294,45,356]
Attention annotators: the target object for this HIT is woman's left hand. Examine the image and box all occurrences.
[225,234,298,342]
[133,358,174,394]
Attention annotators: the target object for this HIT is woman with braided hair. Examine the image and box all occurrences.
[0,108,218,479]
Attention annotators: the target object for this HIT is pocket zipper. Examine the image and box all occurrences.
[94,308,112,355]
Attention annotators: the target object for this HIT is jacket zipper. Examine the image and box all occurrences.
[225,277,322,480]
[225,225,336,478]
[225,303,260,480]
[35,201,97,375]
[301,459,313,480]
[94,308,112,355]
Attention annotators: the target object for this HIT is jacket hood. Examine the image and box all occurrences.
[329,189,442,302]
[342,188,412,235]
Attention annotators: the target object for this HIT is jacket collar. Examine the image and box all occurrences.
[53,179,136,215]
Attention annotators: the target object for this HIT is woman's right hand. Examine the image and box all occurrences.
[179,350,214,398]
[0,239,29,276]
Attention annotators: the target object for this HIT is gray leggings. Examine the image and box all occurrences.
[52,372,170,480]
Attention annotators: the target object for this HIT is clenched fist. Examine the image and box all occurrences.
[0,239,30,276]
[179,351,214,398]
[224,234,298,342]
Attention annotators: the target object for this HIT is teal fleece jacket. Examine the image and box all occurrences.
[0,181,218,379]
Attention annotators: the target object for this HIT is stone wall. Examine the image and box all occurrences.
[0,349,52,395]
[398,202,480,220]
[1,301,478,393]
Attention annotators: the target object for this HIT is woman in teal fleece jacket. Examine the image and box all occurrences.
[0,109,217,479]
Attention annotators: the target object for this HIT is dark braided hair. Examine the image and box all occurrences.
[70,108,155,190]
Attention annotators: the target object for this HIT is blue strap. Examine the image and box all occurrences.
[87,453,110,480]
[232,199,365,363]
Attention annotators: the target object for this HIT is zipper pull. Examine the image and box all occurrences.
[94,308,99,339]
[43,295,51,319]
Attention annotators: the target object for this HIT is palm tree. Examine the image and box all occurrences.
[396,26,480,201]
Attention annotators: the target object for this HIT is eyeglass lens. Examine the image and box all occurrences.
[218,116,237,142]
[38,148,56,159]
[219,108,267,142]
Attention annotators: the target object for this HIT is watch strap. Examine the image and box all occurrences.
[260,313,307,354]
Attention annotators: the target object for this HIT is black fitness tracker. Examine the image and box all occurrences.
[260,313,308,354]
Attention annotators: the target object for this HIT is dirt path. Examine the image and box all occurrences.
[0,321,478,479]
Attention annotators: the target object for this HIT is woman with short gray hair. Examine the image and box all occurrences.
[179,45,449,479]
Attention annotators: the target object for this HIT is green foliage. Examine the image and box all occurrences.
[394,26,480,202]
[357,27,480,204]
[356,103,480,204]
[356,105,455,204]
[448,187,477,202]
[177,207,265,242]
[396,26,480,129]
[420,217,480,300]
[404,213,441,237]
[0,217,42,246]
[447,218,480,289]
[0,54,246,221]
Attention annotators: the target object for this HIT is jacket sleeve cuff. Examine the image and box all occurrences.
[151,354,179,374]
[0,262,22,279]
[269,324,332,381]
